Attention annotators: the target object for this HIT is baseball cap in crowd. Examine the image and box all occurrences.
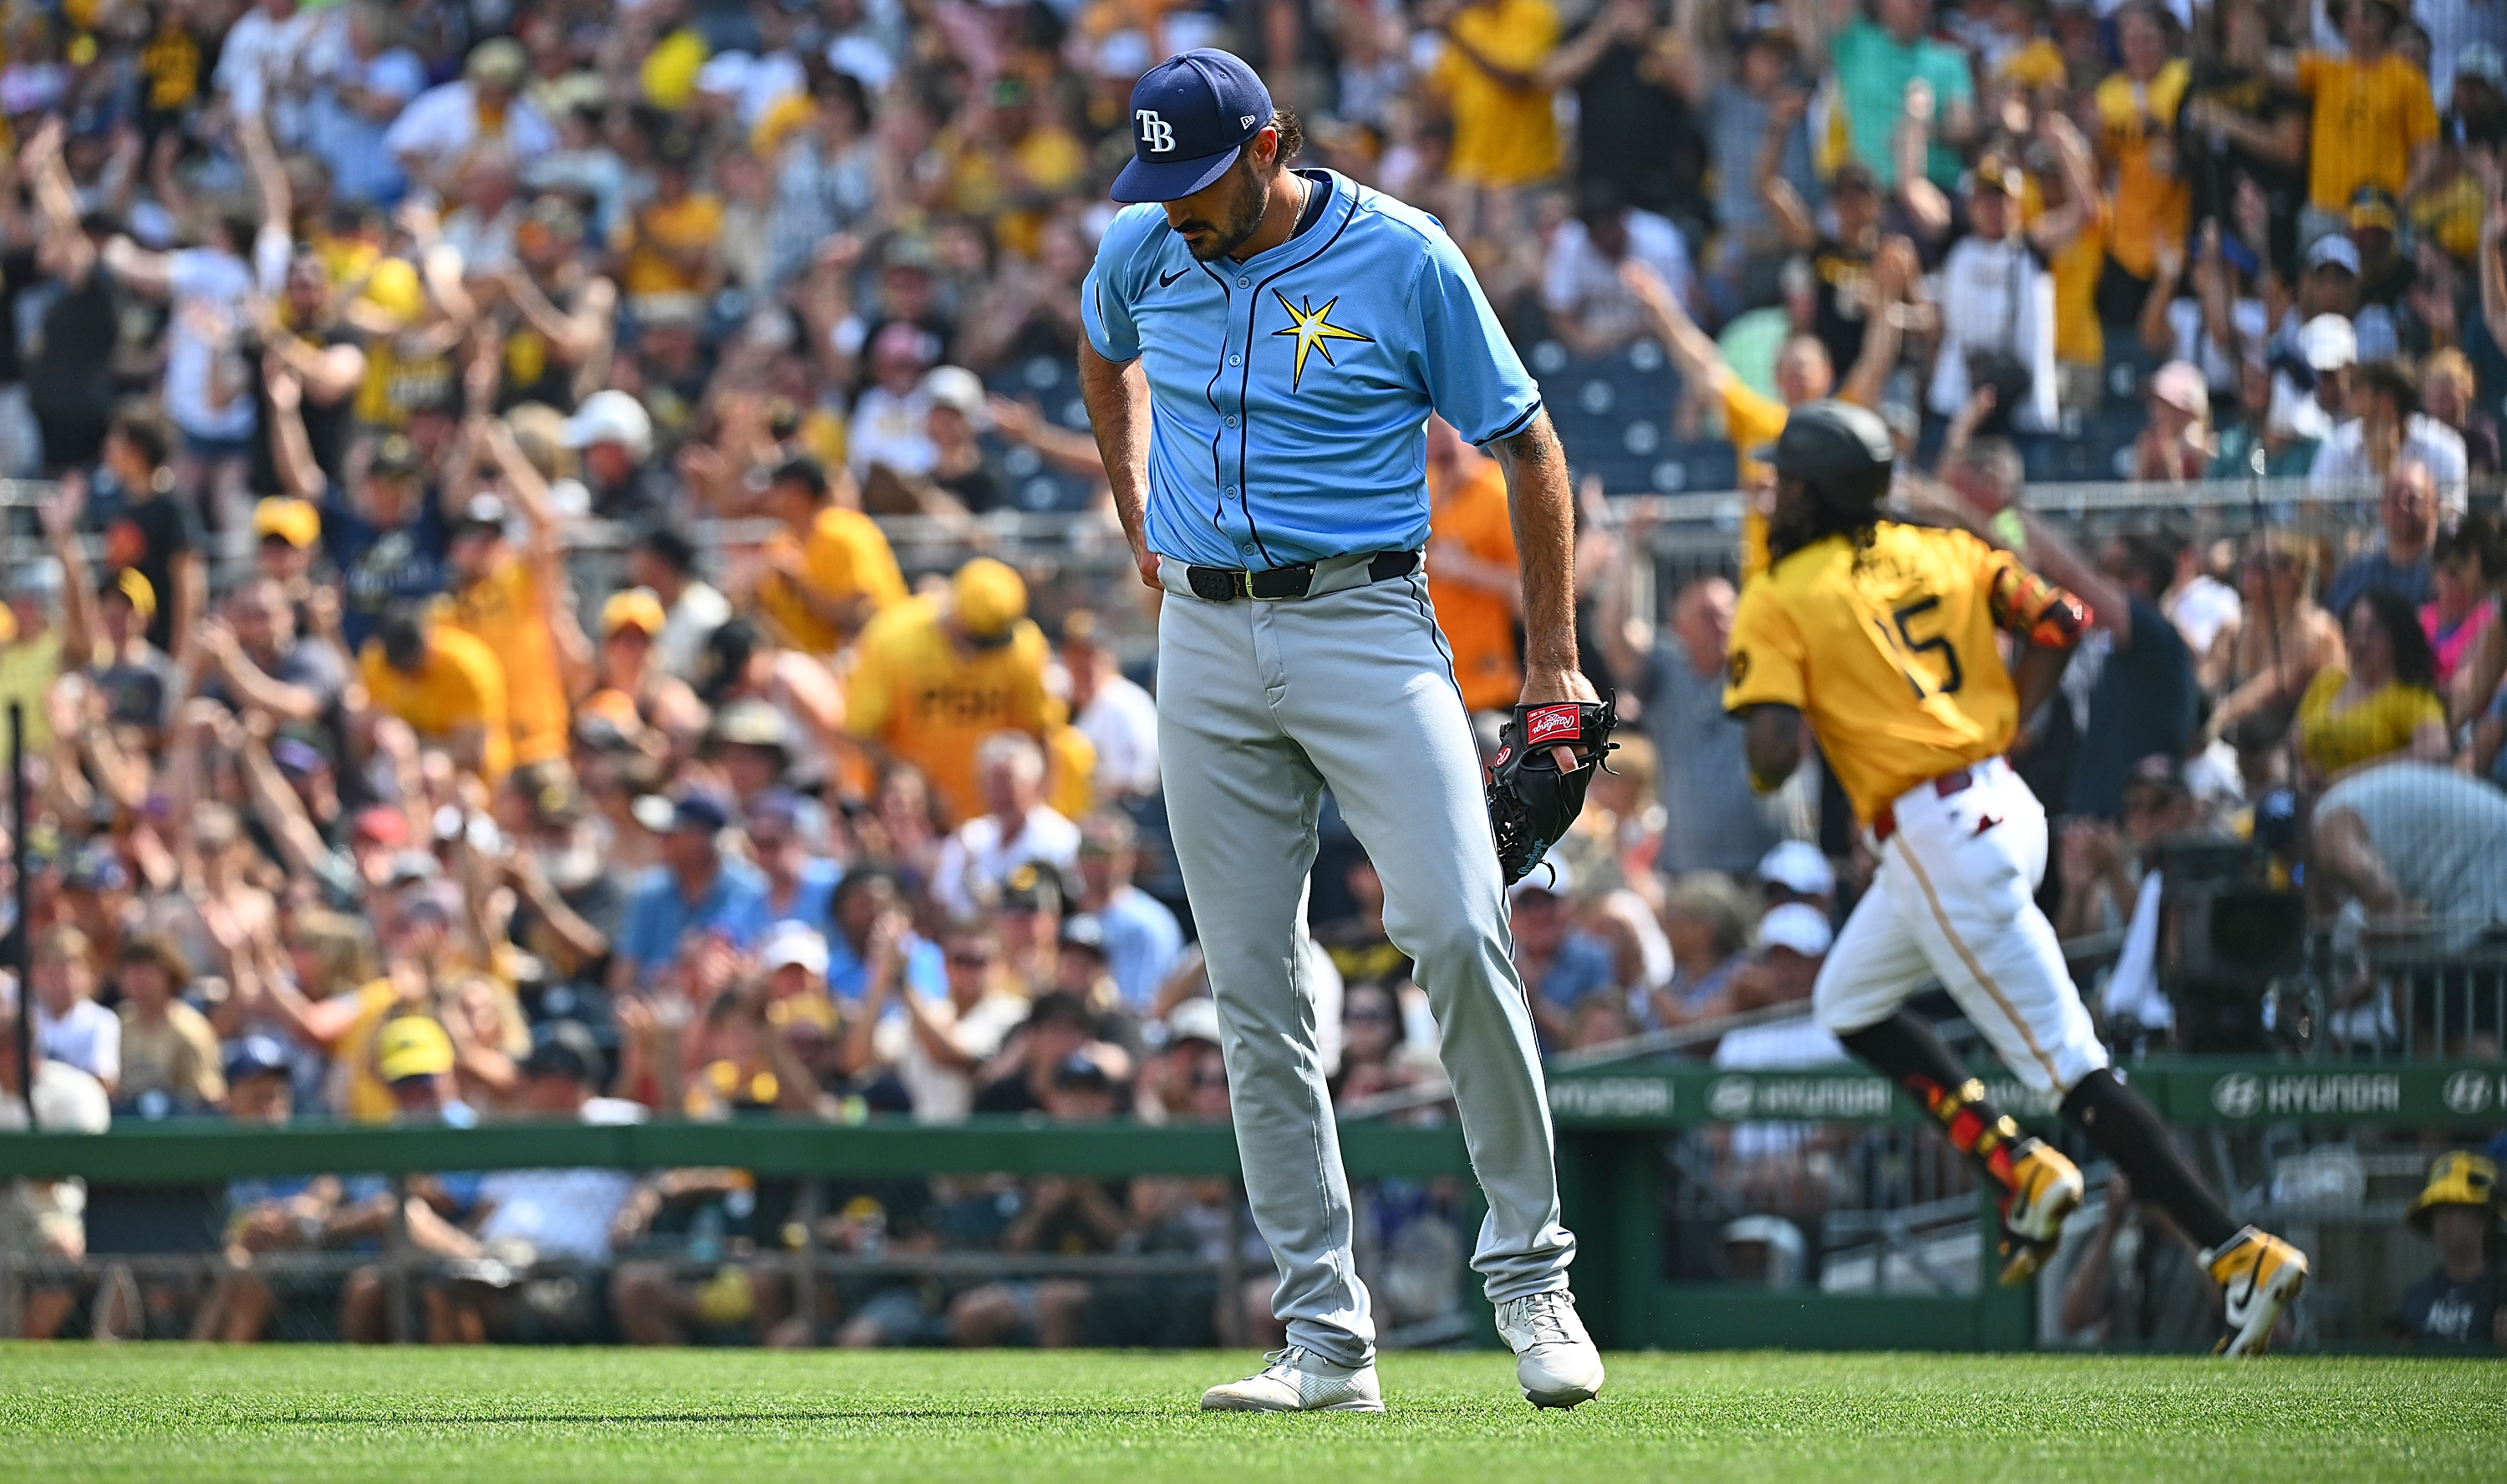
[952,557,1028,645]
[2305,234,2362,277]
[1000,861,1065,916]
[253,496,321,549]
[1060,912,1109,958]
[223,1034,294,1085]
[466,37,527,89]
[1111,48,1274,203]
[2348,186,2400,234]
[1757,841,1836,900]
[922,365,987,420]
[454,494,509,536]
[760,921,831,978]
[351,806,411,849]
[2301,313,2358,372]
[2407,1151,2503,1239]
[376,1016,457,1084]
[711,698,794,755]
[371,434,425,478]
[1965,152,2025,197]
[746,787,806,834]
[562,390,655,460]
[521,1022,603,1085]
[1054,1050,1116,1090]
[1757,902,1835,958]
[1165,995,1224,1049]
[1735,2,1799,51]
[107,567,156,623]
[2149,360,2210,420]
[62,844,127,893]
[669,790,731,836]
[601,587,667,638]
[2459,40,2507,89]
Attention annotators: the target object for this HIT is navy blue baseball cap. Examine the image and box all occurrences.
[1111,49,1274,204]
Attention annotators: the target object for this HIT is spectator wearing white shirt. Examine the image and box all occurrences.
[29,927,120,1097]
[2270,312,2357,448]
[847,321,941,481]
[212,0,324,141]
[932,732,1081,920]
[2308,358,2471,509]
[1060,612,1158,799]
[1927,155,2058,435]
[1542,183,1698,359]
[384,39,557,196]
[103,200,290,537]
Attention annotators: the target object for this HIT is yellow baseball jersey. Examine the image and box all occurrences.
[359,625,513,784]
[2094,61,2191,279]
[843,597,1060,825]
[2295,52,2438,212]
[442,559,569,767]
[1723,522,2083,824]
[755,506,908,658]
[1431,0,1562,186]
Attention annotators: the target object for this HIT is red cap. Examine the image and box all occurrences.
[352,806,411,847]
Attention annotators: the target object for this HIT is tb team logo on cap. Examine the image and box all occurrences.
[1111,48,1275,203]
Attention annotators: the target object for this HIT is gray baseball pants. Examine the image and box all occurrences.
[1153,551,1575,1367]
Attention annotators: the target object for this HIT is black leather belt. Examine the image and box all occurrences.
[1184,550,1420,602]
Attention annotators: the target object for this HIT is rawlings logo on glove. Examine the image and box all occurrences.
[1485,698,1620,887]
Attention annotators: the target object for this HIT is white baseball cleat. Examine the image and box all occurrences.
[1495,1291,1604,1408]
[1199,1347,1386,1413]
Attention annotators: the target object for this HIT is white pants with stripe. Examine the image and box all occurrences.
[1813,756,2109,1095]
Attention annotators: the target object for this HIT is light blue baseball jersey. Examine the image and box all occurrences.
[1081,170,1543,571]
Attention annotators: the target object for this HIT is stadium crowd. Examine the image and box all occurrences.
[2,0,2506,1349]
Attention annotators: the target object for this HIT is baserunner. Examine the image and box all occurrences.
[1076,48,1606,1411]
[1724,399,2310,1356]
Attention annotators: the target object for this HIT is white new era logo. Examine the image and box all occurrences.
[1137,109,1176,152]
[1241,114,1257,127]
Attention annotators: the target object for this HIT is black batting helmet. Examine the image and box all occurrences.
[1767,399,1895,514]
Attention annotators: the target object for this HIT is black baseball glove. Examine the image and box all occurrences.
[1485,698,1620,887]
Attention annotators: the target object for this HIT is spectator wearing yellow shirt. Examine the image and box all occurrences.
[359,602,513,782]
[0,565,64,756]
[1423,416,1523,714]
[754,455,908,658]
[441,419,587,770]
[2093,5,2191,315]
[2297,587,2454,780]
[614,133,725,305]
[942,78,1089,259]
[2286,0,2441,252]
[1426,0,1563,235]
[1620,238,1913,579]
[845,557,1060,827]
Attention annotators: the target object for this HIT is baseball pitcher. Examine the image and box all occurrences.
[1077,48,1609,1411]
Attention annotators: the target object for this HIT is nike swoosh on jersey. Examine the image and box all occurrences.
[1158,266,1191,287]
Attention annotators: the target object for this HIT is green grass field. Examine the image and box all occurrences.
[0,1346,2497,1482]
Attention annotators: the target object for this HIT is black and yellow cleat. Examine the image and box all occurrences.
[1994,1139,2084,1287]
[2203,1226,2309,1357]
